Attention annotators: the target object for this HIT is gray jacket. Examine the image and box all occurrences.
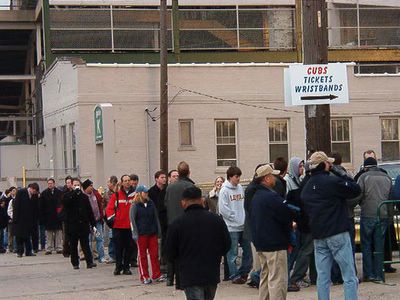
[165,176,195,225]
[355,166,392,218]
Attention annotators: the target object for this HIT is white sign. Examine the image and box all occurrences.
[285,63,349,106]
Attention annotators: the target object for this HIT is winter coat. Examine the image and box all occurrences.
[165,176,195,225]
[105,189,135,229]
[218,180,245,232]
[62,189,96,235]
[301,170,361,239]
[148,184,167,227]
[251,184,292,252]
[354,166,392,218]
[13,189,39,238]
[130,199,161,241]
[205,188,219,215]
[39,188,63,230]
[166,204,231,288]
[243,179,259,241]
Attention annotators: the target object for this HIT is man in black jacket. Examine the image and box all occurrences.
[13,183,40,257]
[166,186,231,300]
[251,164,291,300]
[62,178,97,269]
[301,151,361,300]
[39,178,63,254]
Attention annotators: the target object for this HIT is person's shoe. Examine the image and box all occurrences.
[123,269,132,275]
[385,266,397,273]
[73,265,79,270]
[232,275,247,284]
[154,274,167,282]
[247,280,259,288]
[33,250,38,254]
[166,278,173,286]
[56,250,63,254]
[98,258,106,263]
[143,278,152,285]
[288,283,300,292]
[106,258,115,264]
[0,249,6,254]
[130,261,138,268]
[45,251,52,255]
[87,263,97,269]
[25,253,36,257]
[17,254,23,258]
[113,269,122,276]
[296,280,310,288]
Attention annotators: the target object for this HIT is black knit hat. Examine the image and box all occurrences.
[82,179,93,190]
[364,157,377,167]
[182,186,202,200]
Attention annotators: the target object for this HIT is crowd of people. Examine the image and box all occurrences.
[0,150,399,300]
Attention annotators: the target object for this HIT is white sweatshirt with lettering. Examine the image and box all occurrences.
[218,180,245,232]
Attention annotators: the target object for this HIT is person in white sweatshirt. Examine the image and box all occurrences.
[219,166,253,284]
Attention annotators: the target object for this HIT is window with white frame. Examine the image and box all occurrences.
[61,125,68,171]
[381,118,400,161]
[216,120,237,167]
[268,119,289,162]
[70,123,77,171]
[179,119,193,147]
[331,118,352,163]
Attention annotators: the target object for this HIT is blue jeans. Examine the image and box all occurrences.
[226,231,252,278]
[90,222,105,261]
[184,285,217,300]
[108,226,115,260]
[360,217,388,281]
[314,232,358,300]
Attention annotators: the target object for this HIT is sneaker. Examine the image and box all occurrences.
[296,280,310,288]
[143,278,152,285]
[106,258,115,264]
[87,263,97,269]
[99,258,107,263]
[45,251,52,255]
[247,280,259,288]
[123,269,132,275]
[232,275,247,284]
[73,265,79,270]
[154,274,167,282]
[288,283,300,292]
[56,250,63,254]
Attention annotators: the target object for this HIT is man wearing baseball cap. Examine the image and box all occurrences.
[301,151,361,300]
[250,164,292,300]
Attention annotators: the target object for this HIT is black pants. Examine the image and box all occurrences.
[384,222,398,268]
[16,236,32,255]
[62,223,70,257]
[113,228,133,271]
[184,285,217,300]
[31,225,39,252]
[69,232,93,267]
[167,260,181,289]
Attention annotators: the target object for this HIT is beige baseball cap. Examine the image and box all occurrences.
[255,164,280,178]
[308,151,335,169]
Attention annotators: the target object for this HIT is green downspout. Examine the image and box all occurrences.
[42,0,54,68]
[172,0,180,62]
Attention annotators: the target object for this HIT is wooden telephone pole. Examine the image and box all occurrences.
[160,0,168,172]
[302,0,331,157]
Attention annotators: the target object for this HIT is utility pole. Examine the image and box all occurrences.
[160,0,169,172]
[302,0,331,157]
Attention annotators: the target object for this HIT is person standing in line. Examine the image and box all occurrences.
[13,183,40,257]
[301,152,360,300]
[219,166,252,284]
[130,185,165,284]
[165,162,195,288]
[104,175,118,263]
[148,170,168,269]
[168,170,179,184]
[61,176,73,257]
[62,178,97,269]
[0,194,8,253]
[39,178,63,255]
[106,174,135,276]
[251,164,291,300]
[128,174,139,268]
[166,186,231,300]
[205,176,224,214]
[82,179,106,263]
[6,187,17,253]
[354,157,392,282]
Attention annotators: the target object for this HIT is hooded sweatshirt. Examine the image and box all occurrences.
[218,180,245,232]
[284,157,304,193]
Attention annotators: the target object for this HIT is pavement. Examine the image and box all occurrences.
[0,251,399,300]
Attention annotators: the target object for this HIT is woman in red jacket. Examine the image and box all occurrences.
[106,174,136,275]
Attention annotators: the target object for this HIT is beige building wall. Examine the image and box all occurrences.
[41,61,400,187]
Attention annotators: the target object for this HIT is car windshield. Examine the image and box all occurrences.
[379,163,400,183]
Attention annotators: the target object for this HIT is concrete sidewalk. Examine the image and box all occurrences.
[0,252,399,300]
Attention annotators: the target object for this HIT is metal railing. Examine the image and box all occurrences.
[376,200,400,282]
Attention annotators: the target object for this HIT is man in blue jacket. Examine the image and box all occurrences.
[301,151,361,300]
[251,164,291,300]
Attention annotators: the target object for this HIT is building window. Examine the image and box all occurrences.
[70,123,77,172]
[61,125,68,171]
[331,119,351,163]
[381,118,400,161]
[179,119,193,146]
[216,120,237,167]
[268,119,289,162]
